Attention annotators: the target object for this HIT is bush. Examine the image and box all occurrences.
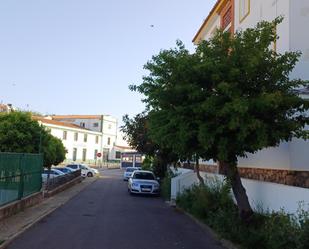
[176,178,309,249]
[160,169,177,200]
[142,155,153,171]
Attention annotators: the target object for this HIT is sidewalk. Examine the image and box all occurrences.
[0,177,97,248]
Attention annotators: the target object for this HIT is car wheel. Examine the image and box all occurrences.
[87,172,93,177]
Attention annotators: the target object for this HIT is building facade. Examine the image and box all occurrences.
[193,0,309,81]
[51,115,118,161]
[35,114,130,164]
[193,0,309,175]
[180,0,309,213]
[0,104,14,113]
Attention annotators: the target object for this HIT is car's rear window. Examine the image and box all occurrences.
[58,168,70,173]
[67,164,78,169]
[133,172,155,180]
[126,168,136,172]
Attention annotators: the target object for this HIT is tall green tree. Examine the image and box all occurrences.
[0,112,66,167]
[133,18,309,220]
[122,113,158,156]
[121,113,177,177]
[142,41,207,184]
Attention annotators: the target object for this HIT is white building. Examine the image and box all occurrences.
[51,115,118,161]
[193,0,309,81]
[111,130,136,159]
[0,104,15,113]
[35,114,131,164]
[173,0,309,213]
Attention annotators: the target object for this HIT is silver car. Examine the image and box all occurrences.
[128,170,160,195]
[123,167,141,181]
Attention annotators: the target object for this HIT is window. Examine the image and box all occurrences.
[133,172,155,180]
[82,148,87,161]
[95,135,99,144]
[73,148,77,161]
[94,149,98,159]
[74,132,78,141]
[103,148,109,160]
[107,137,111,145]
[84,134,88,142]
[115,151,121,159]
[80,122,85,128]
[93,122,99,127]
[63,131,67,140]
[239,0,250,23]
[67,164,78,169]
[222,7,232,30]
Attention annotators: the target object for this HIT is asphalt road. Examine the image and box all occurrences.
[9,169,225,249]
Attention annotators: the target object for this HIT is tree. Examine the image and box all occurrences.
[0,112,66,167]
[0,111,42,153]
[121,113,177,177]
[133,17,309,220]
[41,132,66,168]
[142,41,207,184]
[122,113,157,156]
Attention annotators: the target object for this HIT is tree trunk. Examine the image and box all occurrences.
[219,161,253,221]
[195,157,204,185]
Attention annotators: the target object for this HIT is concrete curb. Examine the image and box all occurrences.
[172,205,240,249]
[0,178,98,249]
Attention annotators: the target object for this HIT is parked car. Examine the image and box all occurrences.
[123,167,141,181]
[52,166,74,174]
[128,170,160,195]
[41,168,64,182]
[66,164,99,177]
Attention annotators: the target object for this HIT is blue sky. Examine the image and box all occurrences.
[0,0,216,124]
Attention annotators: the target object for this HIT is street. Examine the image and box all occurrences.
[8,169,225,249]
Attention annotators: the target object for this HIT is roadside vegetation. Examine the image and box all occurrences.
[0,111,66,167]
[177,179,309,249]
[122,17,309,222]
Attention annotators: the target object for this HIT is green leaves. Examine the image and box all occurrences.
[132,18,308,165]
[0,112,66,167]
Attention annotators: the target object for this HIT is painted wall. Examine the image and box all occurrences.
[44,124,102,163]
[238,142,290,170]
[50,115,118,160]
[102,115,117,159]
[290,0,309,81]
[203,14,221,41]
[54,118,102,132]
[171,168,309,214]
[197,0,309,171]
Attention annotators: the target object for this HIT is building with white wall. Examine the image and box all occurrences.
[177,0,309,212]
[0,104,15,113]
[194,0,309,81]
[193,0,309,173]
[34,114,131,164]
[51,115,118,161]
[35,116,103,164]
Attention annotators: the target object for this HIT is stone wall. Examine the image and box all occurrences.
[0,192,43,221]
[238,167,309,188]
[182,163,309,189]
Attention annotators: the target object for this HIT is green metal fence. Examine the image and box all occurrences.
[0,153,43,207]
